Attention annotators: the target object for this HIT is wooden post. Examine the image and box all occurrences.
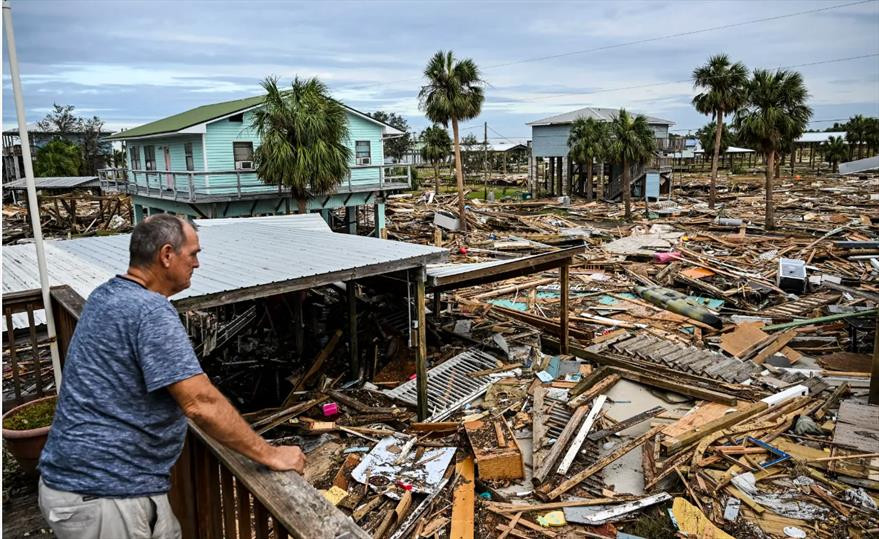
[548,157,555,196]
[560,263,570,354]
[415,270,428,420]
[870,313,879,405]
[347,281,359,380]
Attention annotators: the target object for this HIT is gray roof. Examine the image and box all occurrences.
[3,176,100,190]
[527,107,674,127]
[3,215,447,329]
[839,155,879,175]
[797,131,847,144]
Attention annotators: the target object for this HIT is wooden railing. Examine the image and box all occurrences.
[1,286,84,408]
[170,423,368,539]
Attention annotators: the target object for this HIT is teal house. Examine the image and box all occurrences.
[101,95,409,235]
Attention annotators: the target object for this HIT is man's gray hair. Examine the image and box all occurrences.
[129,214,197,267]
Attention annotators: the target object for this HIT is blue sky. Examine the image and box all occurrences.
[3,0,878,142]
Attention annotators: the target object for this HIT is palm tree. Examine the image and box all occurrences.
[567,117,606,201]
[251,76,350,212]
[419,51,485,232]
[608,110,656,221]
[845,114,867,160]
[734,69,812,230]
[692,54,749,209]
[420,124,452,194]
[34,139,81,177]
[822,136,847,173]
[865,117,879,157]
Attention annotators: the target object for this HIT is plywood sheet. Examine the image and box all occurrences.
[720,322,768,358]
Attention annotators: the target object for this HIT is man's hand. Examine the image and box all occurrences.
[266,445,306,474]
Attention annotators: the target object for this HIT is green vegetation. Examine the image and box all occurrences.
[368,111,412,162]
[822,135,847,172]
[3,398,55,430]
[608,109,656,222]
[734,69,812,230]
[33,139,82,177]
[567,117,608,202]
[251,76,351,212]
[419,50,485,232]
[692,54,749,209]
[421,124,452,194]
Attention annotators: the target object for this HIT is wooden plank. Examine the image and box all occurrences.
[568,374,619,408]
[662,402,768,453]
[751,330,796,364]
[560,263,570,354]
[540,425,664,501]
[610,367,737,406]
[416,273,428,421]
[557,395,606,475]
[219,466,238,539]
[237,482,253,539]
[661,402,731,439]
[531,405,589,485]
[450,457,475,539]
[253,500,271,539]
[589,406,664,441]
[720,322,768,358]
[532,385,549,472]
[285,330,343,403]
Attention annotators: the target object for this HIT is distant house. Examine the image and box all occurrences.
[2,124,114,182]
[101,95,406,235]
[526,107,676,200]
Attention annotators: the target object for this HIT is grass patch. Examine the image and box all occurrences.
[622,505,677,539]
[3,398,55,430]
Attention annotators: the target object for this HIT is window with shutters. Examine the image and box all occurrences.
[184,143,194,171]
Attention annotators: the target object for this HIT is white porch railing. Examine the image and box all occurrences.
[98,164,411,203]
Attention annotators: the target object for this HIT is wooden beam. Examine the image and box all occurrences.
[539,425,664,501]
[557,394,606,475]
[347,281,359,379]
[450,457,475,539]
[662,402,769,453]
[415,270,428,421]
[560,263,570,354]
[531,405,588,485]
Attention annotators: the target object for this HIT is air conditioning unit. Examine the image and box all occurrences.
[356,157,371,166]
[236,161,254,170]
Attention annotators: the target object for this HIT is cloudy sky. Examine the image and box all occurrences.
[3,0,878,142]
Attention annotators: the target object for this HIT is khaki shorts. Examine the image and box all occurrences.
[38,478,181,539]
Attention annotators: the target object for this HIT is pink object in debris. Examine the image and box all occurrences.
[653,251,681,264]
[322,403,339,417]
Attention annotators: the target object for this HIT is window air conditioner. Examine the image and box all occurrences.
[356,157,371,166]
[236,161,254,170]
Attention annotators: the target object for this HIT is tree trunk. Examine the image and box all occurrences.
[434,163,440,195]
[622,158,632,221]
[297,197,307,213]
[451,118,467,233]
[709,109,723,209]
[585,159,593,202]
[858,140,864,160]
[598,161,604,200]
[765,151,775,230]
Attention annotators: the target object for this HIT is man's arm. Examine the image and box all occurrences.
[167,374,305,473]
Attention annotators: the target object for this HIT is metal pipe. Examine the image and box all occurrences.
[3,0,63,389]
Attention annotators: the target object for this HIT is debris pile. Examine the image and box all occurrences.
[2,193,132,244]
[237,170,878,536]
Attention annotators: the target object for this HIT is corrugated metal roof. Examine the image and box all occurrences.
[193,213,331,232]
[4,176,100,190]
[797,131,847,144]
[3,215,447,329]
[839,155,879,175]
[527,107,674,127]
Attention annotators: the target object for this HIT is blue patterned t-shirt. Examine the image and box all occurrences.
[39,276,203,497]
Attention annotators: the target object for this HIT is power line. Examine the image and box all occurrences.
[511,53,879,103]
[484,0,875,70]
[344,0,874,91]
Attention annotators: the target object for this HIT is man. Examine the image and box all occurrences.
[38,214,305,538]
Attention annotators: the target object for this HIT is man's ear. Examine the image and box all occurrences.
[158,244,174,268]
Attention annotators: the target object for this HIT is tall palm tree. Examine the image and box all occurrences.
[845,114,867,160]
[865,117,879,157]
[420,124,452,194]
[692,54,749,209]
[734,69,812,230]
[251,76,350,212]
[822,136,847,173]
[567,117,606,201]
[608,110,656,221]
[419,51,485,232]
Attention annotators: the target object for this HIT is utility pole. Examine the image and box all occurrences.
[483,121,489,201]
[3,0,63,389]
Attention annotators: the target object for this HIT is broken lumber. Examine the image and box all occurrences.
[464,419,523,480]
[662,402,769,453]
[532,404,589,485]
[539,425,664,501]
[589,406,664,441]
[557,394,606,475]
[450,457,475,539]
